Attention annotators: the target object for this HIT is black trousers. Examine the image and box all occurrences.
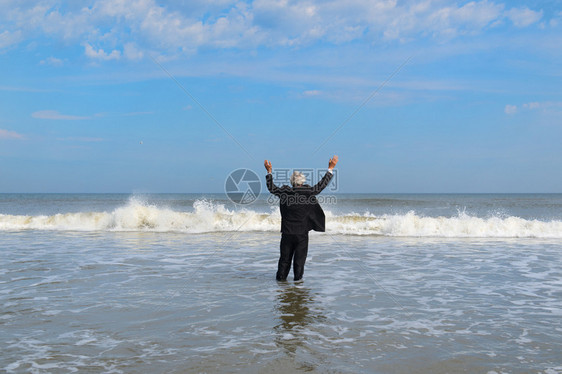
[276,233,309,281]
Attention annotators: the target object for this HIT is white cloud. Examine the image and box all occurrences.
[39,56,64,66]
[522,102,541,110]
[522,101,562,110]
[0,30,23,49]
[504,104,517,114]
[32,110,91,120]
[0,0,547,60]
[506,7,542,28]
[56,137,105,142]
[84,43,121,60]
[123,42,144,60]
[41,7,98,40]
[382,0,506,41]
[122,111,154,116]
[0,128,24,139]
[425,1,504,38]
[303,90,321,96]
[0,85,53,93]
[506,102,562,115]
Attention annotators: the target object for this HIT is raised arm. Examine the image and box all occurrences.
[328,155,338,170]
[312,155,338,195]
[264,159,272,174]
[264,159,283,196]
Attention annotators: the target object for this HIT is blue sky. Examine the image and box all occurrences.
[1,0,561,193]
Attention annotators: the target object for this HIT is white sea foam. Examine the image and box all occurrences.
[0,199,561,238]
[326,210,562,238]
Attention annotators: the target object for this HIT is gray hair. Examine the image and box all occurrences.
[290,171,306,186]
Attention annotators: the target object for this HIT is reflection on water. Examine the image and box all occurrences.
[274,284,325,358]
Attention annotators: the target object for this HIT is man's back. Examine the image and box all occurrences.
[266,172,333,234]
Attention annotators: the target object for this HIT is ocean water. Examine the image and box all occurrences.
[1,193,561,373]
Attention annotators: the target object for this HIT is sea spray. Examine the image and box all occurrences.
[1,198,561,238]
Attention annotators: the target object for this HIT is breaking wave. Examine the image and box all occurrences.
[1,199,561,238]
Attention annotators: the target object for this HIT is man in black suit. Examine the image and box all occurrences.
[264,156,339,281]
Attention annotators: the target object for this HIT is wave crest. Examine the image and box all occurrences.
[1,199,561,238]
[327,211,562,238]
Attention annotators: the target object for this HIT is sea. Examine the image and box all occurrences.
[1,193,561,373]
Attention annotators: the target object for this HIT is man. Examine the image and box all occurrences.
[264,155,339,281]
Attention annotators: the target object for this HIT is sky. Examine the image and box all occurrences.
[0,0,561,193]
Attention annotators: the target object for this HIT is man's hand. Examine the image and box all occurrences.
[328,155,338,169]
[264,160,272,173]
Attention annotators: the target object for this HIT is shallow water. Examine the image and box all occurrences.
[1,229,561,373]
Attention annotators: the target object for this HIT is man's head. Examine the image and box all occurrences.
[290,171,306,187]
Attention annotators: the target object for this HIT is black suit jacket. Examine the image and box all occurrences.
[266,172,333,234]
